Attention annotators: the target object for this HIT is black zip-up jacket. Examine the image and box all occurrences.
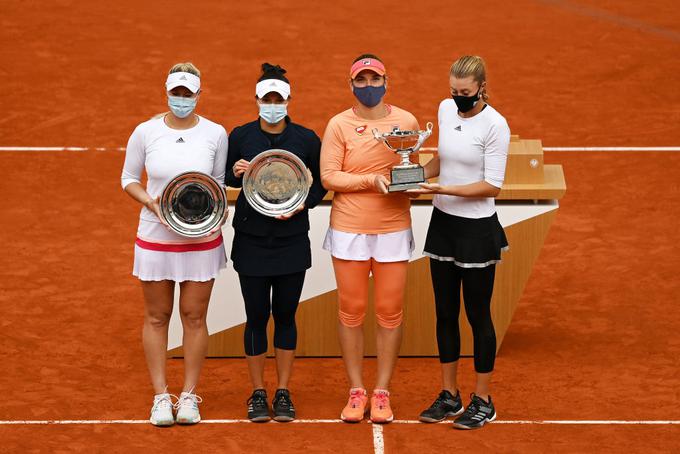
[225,117,327,237]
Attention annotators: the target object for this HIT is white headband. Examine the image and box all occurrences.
[256,79,291,100]
[166,72,201,93]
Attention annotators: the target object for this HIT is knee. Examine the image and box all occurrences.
[468,313,495,337]
[272,301,297,327]
[338,302,367,328]
[435,306,459,323]
[376,309,403,329]
[337,288,368,327]
[246,311,270,332]
[146,310,172,329]
[272,311,296,330]
[476,326,496,343]
[273,324,297,350]
[180,308,207,330]
[374,294,404,329]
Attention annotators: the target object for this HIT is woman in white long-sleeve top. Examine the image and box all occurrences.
[410,55,510,430]
[120,62,228,427]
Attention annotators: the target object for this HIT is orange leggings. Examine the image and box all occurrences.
[332,257,408,329]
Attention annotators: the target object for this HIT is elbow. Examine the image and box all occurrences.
[485,179,503,197]
[320,173,334,191]
[121,179,138,191]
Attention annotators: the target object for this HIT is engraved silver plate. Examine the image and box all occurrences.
[160,171,228,238]
[243,149,310,217]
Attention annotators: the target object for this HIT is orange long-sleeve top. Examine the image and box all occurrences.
[320,106,420,234]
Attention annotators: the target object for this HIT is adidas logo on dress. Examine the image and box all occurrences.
[176,137,185,143]
[454,125,462,131]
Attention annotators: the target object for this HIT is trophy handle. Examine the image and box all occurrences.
[413,122,434,152]
[373,127,398,150]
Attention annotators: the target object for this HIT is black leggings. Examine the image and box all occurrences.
[238,271,306,356]
[430,259,497,373]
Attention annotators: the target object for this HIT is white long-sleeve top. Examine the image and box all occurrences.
[121,115,228,243]
[433,99,510,219]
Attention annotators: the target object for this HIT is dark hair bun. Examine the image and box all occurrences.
[258,62,289,83]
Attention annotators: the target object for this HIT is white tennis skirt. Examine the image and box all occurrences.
[322,228,414,262]
[133,244,227,282]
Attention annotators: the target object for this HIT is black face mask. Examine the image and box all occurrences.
[452,90,480,113]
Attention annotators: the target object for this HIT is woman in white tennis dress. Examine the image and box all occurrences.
[121,62,228,426]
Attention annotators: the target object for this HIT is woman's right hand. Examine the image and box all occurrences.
[145,197,170,227]
[374,174,390,194]
[232,159,250,177]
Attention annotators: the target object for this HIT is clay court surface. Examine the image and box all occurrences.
[1,0,679,452]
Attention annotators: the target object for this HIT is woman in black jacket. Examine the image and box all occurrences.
[225,63,327,423]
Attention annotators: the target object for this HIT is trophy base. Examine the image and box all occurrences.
[388,182,423,192]
[388,166,425,192]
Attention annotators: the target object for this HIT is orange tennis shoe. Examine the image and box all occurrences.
[341,388,368,422]
[370,389,394,423]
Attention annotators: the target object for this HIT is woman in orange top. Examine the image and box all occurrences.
[320,54,419,424]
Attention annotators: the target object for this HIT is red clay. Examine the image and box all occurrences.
[2,0,680,147]
[1,0,679,452]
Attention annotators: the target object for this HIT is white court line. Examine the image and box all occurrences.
[1,419,679,425]
[420,147,680,152]
[372,423,385,454]
[0,147,125,152]
[542,147,680,152]
[391,420,680,425]
[1,146,680,152]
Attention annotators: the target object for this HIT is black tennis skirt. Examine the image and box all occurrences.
[423,207,509,268]
[231,231,311,277]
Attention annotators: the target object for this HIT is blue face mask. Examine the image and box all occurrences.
[353,85,386,108]
[259,103,288,124]
[168,95,197,118]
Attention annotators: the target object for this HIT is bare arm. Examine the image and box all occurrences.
[409,180,501,197]
[422,154,440,179]
[123,181,158,210]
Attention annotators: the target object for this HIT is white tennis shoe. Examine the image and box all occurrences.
[175,388,203,424]
[150,390,177,427]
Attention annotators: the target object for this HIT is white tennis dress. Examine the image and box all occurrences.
[121,115,229,282]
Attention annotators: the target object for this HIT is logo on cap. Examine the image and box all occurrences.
[362,59,371,65]
[179,75,187,80]
[355,125,367,135]
[269,81,277,87]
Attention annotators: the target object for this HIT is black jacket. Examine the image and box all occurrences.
[225,117,327,237]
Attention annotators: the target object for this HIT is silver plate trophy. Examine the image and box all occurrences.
[159,171,228,238]
[373,122,434,192]
[243,149,310,217]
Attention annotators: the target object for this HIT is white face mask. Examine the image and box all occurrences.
[168,95,197,118]
[258,103,287,124]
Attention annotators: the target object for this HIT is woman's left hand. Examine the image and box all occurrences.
[406,182,443,194]
[276,203,305,220]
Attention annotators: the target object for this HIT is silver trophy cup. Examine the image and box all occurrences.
[242,149,310,217]
[373,122,433,192]
[159,171,228,238]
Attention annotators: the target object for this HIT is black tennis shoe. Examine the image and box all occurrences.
[419,390,464,423]
[452,394,496,430]
[272,388,296,422]
[247,389,270,422]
